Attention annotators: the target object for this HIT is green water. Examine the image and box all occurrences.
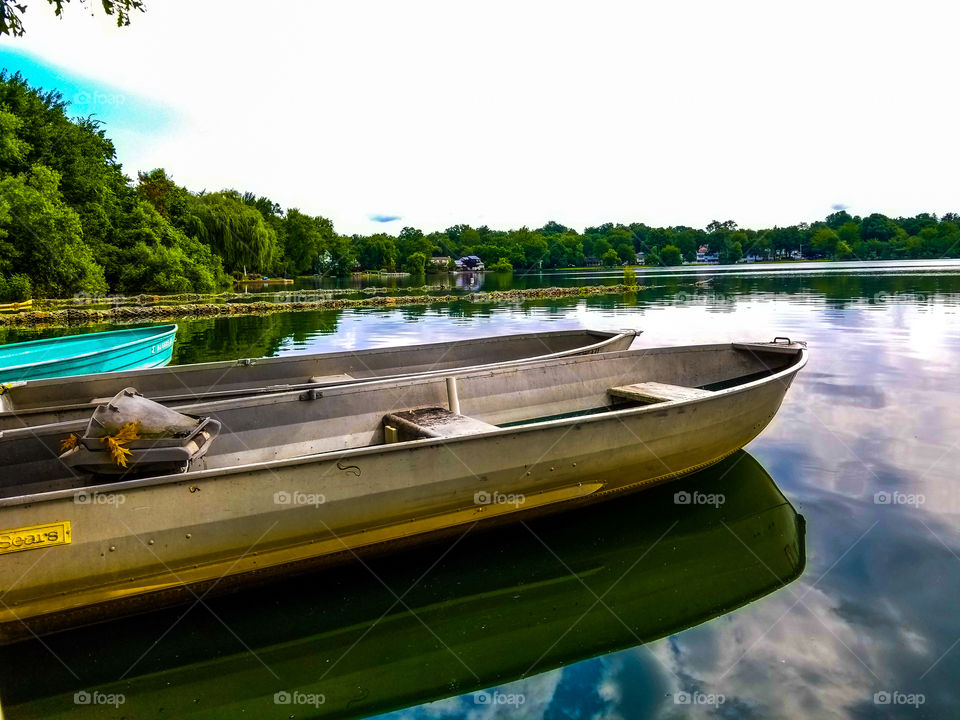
[1,259,959,719]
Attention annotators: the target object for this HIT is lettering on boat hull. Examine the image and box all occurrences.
[0,522,72,555]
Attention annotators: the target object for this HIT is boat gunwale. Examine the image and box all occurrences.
[0,324,178,374]
[0,343,807,507]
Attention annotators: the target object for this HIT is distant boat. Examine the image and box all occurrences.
[0,325,177,385]
[0,329,636,429]
[0,338,806,641]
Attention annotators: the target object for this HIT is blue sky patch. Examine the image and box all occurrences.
[369,214,402,223]
[0,47,176,162]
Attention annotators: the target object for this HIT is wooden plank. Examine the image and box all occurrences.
[608,382,713,404]
[385,407,498,440]
[732,342,803,355]
[307,373,355,384]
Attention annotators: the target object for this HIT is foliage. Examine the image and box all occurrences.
[1,0,144,37]
[189,192,280,275]
[0,164,107,296]
[0,272,30,300]
[403,252,427,274]
[623,266,637,285]
[601,248,621,266]
[660,245,683,266]
[488,257,513,273]
[2,74,960,299]
[835,240,853,260]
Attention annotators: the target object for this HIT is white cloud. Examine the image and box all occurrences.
[8,0,960,234]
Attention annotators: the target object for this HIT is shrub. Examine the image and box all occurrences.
[601,248,621,266]
[0,273,32,301]
[661,245,683,266]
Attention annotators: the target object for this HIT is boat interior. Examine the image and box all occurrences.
[0,342,804,500]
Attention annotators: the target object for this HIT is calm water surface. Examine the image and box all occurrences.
[2,261,959,719]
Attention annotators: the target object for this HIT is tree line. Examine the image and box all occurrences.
[1,72,959,301]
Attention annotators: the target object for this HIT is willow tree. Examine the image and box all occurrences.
[189,192,279,276]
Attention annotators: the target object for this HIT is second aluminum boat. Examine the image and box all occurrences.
[0,328,636,430]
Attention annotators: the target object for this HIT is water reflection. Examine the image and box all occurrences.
[2,263,959,718]
[0,452,803,719]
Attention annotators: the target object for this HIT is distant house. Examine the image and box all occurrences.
[696,245,719,263]
[430,256,451,268]
[635,251,645,264]
[455,255,485,271]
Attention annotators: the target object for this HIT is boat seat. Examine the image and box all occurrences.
[384,407,498,442]
[607,382,713,404]
[308,373,355,384]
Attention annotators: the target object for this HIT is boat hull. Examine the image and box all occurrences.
[0,325,177,385]
[0,452,804,719]
[0,343,805,642]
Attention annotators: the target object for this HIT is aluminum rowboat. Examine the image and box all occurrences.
[0,338,806,642]
[0,328,635,430]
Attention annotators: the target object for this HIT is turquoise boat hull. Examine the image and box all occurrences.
[0,325,177,384]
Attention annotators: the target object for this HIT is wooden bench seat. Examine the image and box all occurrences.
[384,407,499,442]
[308,373,356,384]
[608,382,713,404]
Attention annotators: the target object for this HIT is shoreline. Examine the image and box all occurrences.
[0,284,651,329]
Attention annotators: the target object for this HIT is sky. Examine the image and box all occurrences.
[1,0,958,236]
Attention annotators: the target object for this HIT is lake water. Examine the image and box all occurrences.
[2,260,959,719]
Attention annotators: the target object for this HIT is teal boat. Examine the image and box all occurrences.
[0,325,177,384]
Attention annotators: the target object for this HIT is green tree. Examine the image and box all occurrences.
[601,248,620,266]
[488,257,513,272]
[660,245,683,266]
[283,209,335,274]
[403,251,427,274]
[810,227,839,257]
[0,272,31,300]
[0,164,107,296]
[317,236,355,276]
[136,168,190,224]
[189,192,279,275]
[0,106,29,165]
